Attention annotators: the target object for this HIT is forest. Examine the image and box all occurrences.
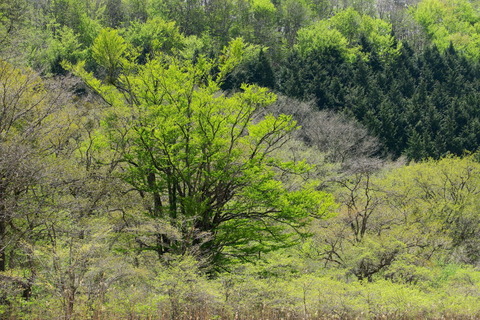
[2,0,480,318]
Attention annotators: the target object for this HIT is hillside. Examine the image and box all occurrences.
[1,0,480,319]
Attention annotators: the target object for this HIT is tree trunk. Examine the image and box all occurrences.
[0,213,6,272]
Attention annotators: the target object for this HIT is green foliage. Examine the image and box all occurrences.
[294,8,400,62]
[330,8,402,62]
[412,0,480,59]
[150,0,207,36]
[69,38,334,268]
[306,154,480,287]
[124,17,185,61]
[279,0,313,46]
[41,26,89,74]
[221,48,275,90]
[48,0,85,31]
[76,12,103,47]
[23,12,100,74]
[91,27,136,82]
[295,20,357,61]
[5,0,480,318]
[278,32,480,160]
[55,26,87,63]
[0,60,73,317]
[251,0,277,43]
[379,155,480,264]
[0,0,27,46]
[252,0,276,13]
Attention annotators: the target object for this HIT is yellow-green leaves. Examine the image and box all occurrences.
[71,37,334,266]
[0,60,52,140]
[295,8,400,62]
[124,17,185,58]
[91,28,134,83]
[331,8,401,61]
[217,37,252,82]
[246,113,295,154]
[252,0,276,14]
[295,20,356,60]
[310,154,480,282]
[376,155,480,262]
[412,0,480,59]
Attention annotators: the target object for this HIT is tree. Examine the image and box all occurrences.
[221,48,275,90]
[91,28,133,83]
[379,155,480,264]
[0,60,58,273]
[0,0,28,47]
[0,60,73,312]
[123,17,185,63]
[105,0,125,28]
[69,37,334,268]
[203,0,237,46]
[152,0,206,36]
[311,154,480,283]
[263,96,382,166]
[329,8,402,63]
[47,0,85,32]
[307,158,405,282]
[279,0,312,47]
[411,0,480,60]
[250,0,278,46]
[295,20,357,61]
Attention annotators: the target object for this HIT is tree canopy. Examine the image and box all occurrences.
[68,35,334,267]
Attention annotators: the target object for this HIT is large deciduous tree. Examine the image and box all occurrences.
[69,33,333,268]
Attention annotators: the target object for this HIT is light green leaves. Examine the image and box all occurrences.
[124,17,185,58]
[91,28,134,82]
[295,20,356,60]
[71,37,335,266]
[412,0,480,59]
[295,8,401,62]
